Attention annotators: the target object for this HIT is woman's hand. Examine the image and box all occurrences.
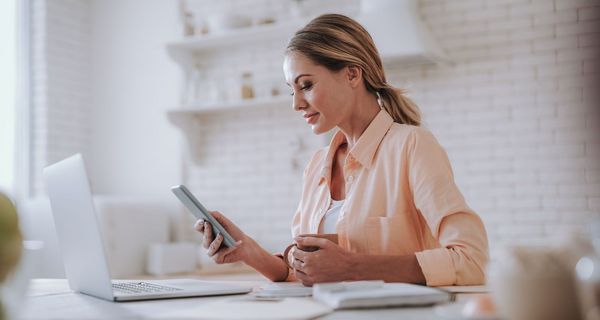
[291,236,357,286]
[194,211,258,265]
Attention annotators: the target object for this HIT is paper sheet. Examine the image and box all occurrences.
[154,297,332,320]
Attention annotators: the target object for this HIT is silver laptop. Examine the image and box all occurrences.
[43,154,253,302]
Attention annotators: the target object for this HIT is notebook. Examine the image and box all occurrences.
[312,280,450,309]
[254,282,314,298]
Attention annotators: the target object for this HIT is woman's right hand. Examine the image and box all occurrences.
[194,211,257,265]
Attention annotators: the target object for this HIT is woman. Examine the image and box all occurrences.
[195,14,488,286]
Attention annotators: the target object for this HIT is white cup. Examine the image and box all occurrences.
[488,245,582,320]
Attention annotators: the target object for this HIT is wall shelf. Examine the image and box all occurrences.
[167,96,292,164]
[168,95,292,116]
[166,20,306,69]
[165,18,301,163]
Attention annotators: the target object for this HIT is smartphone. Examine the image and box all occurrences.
[171,185,236,248]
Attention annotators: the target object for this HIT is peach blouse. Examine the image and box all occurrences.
[288,109,489,286]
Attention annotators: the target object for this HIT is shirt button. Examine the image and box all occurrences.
[347,175,354,183]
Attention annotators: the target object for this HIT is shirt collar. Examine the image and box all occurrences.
[348,109,394,168]
[318,109,394,185]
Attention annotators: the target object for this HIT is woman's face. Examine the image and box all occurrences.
[283,52,353,134]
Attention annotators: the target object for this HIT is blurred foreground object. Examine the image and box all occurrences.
[488,234,600,320]
[575,231,600,320]
[0,192,24,320]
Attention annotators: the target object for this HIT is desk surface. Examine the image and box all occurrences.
[17,273,483,320]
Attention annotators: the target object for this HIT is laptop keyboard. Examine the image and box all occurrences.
[112,282,183,294]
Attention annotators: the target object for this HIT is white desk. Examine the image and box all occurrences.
[17,273,478,320]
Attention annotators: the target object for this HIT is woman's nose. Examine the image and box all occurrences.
[292,93,305,112]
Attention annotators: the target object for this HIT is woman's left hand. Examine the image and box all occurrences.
[291,236,356,286]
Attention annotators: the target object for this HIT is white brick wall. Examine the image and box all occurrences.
[414,0,600,254]
[184,104,323,258]
[183,0,600,261]
[29,0,92,197]
[28,0,598,263]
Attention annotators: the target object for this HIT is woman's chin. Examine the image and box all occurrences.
[311,124,330,135]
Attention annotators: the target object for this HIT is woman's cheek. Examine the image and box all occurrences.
[306,90,323,111]
[304,90,314,103]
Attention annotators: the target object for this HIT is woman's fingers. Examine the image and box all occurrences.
[293,268,314,287]
[294,236,330,250]
[207,233,223,257]
[208,211,242,238]
[212,241,242,264]
[292,247,307,262]
[208,211,230,229]
[292,258,304,271]
[194,219,205,233]
[293,269,312,287]
[202,222,213,249]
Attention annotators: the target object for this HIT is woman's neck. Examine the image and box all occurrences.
[337,93,381,150]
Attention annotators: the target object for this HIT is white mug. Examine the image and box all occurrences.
[488,245,582,320]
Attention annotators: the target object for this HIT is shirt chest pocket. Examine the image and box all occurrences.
[365,215,423,256]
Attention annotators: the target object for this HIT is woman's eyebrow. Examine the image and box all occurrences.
[294,74,312,84]
[286,74,313,86]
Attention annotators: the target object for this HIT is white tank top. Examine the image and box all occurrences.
[318,199,345,234]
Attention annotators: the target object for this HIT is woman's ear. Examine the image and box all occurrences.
[346,65,362,88]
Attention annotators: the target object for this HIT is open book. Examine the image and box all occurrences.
[312,281,450,309]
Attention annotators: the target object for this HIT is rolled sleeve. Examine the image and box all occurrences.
[408,128,489,286]
[415,212,488,285]
[433,212,489,285]
[415,248,456,286]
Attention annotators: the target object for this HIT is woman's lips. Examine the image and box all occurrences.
[305,112,319,125]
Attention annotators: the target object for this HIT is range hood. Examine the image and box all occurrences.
[357,0,446,66]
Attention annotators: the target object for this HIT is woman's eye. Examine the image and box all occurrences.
[289,83,313,96]
[300,83,312,90]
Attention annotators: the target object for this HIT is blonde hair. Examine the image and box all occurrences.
[286,14,421,126]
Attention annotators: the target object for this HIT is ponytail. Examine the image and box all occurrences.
[377,86,421,126]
